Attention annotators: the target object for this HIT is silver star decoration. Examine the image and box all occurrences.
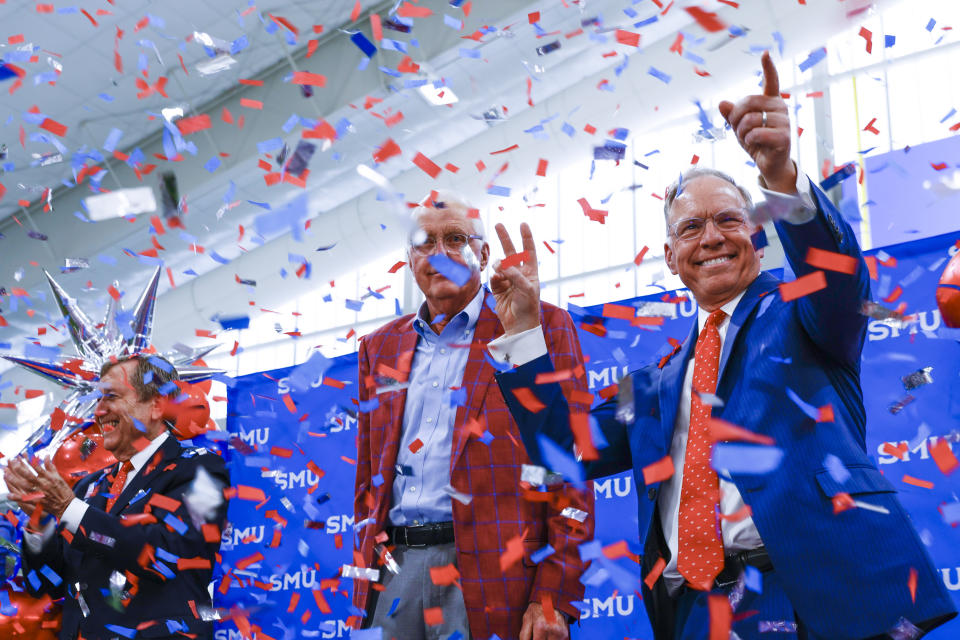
[3,265,222,458]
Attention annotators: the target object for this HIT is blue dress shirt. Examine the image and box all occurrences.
[388,287,485,526]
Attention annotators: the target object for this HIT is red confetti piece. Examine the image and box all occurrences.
[412,151,442,178]
[240,98,263,110]
[292,71,326,86]
[804,247,857,274]
[859,26,873,53]
[500,250,530,269]
[614,29,640,47]
[601,303,634,320]
[270,14,299,35]
[237,485,267,502]
[644,556,666,588]
[641,455,675,484]
[282,393,298,414]
[306,39,319,58]
[236,552,264,570]
[778,270,827,302]
[684,6,727,32]
[817,405,834,423]
[512,387,546,413]
[388,261,407,273]
[634,246,649,266]
[719,503,753,522]
[370,14,383,41]
[270,446,293,458]
[349,1,362,21]
[931,162,948,171]
[80,8,98,26]
[384,111,404,127]
[36,4,54,13]
[569,412,598,460]
[882,285,903,304]
[373,138,401,163]
[176,114,212,135]
[708,593,732,640]
[902,474,934,489]
[499,535,524,571]
[490,143,519,155]
[541,240,555,254]
[528,11,540,23]
[408,438,424,453]
[107,285,121,300]
[930,439,959,475]
[148,494,181,512]
[424,607,444,626]
[536,158,548,176]
[707,418,775,445]
[863,118,880,135]
[39,118,67,136]
[397,2,432,18]
[882,442,908,460]
[909,567,918,603]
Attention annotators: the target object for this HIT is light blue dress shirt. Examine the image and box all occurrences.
[388,287,485,527]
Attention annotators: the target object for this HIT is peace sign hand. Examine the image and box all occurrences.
[718,51,798,194]
[490,222,542,335]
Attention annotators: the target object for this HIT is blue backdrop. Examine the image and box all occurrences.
[217,230,960,640]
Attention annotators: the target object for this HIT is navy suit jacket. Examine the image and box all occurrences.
[22,436,229,640]
[497,180,956,639]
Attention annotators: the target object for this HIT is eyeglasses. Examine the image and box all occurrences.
[410,232,483,255]
[669,209,749,241]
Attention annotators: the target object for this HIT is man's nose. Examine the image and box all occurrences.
[699,218,725,244]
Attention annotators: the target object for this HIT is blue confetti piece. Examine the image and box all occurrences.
[323,293,332,302]
[940,108,956,124]
[578,539,603,561]
[683,50,705,64]
[594,141,625,160]
[728,24,746,37]
[459,47,482,59]
[381,38,408,53]
[530,544,556,564]
[218,315,250,330]
[478,430,494,445]
[712,443,783,475]
[23,343,60,362]
[378,65,402,78]
[785,387,820,421]
[209,250,230,265]
[772,31,785,56]
[819,163,856,191]
[449,633,463,640]
[40,565,62,587]
[751,228,768,251]
[156,547,179,563]
[925,18,935,32]
[885,34,895,48]
[633,15,657,28]
[372,473,384,488]
[538,433,585,488]
[824,454,851,485]
[26,571,40,592]
[561,122,575,137]
[345,298,364,312]
[428,254,471,286]
[104,625,137,639]
[444,14,463,30]
[231,35,249,55]
[487,185,511,197]
[257,137,283,154]
[648,66,671,83]
[350,31,377,57]
[163,513,188,535]
[744,565,763,593]
[103,128,123,152]
[0,590,15,616]
[394,298,403,316]
[448,387,467,407]
[387,597,401,616]
[798,47,827,72]
[204,156,221,172]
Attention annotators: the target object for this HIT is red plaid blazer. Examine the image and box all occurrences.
[352,290,593,639]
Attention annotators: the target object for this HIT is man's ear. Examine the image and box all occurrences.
[479,242,490,271]
[664,241,678,275]
[753,224,765,260]
[149,394,166,423]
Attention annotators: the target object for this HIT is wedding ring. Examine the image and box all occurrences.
[761,111,768,127]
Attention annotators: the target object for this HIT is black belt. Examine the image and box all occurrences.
[386,521,455,547]
[714,546,774,588]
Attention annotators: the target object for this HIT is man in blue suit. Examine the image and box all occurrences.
[484,52,956,639]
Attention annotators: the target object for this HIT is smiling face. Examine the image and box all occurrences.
[94,359,165,461]
[408,203,489,324]
[664,175,762,311]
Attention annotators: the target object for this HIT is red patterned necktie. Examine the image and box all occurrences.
[105,461,134,512]
[678,309,726,590]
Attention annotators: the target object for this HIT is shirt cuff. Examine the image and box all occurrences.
[487,326,548,366]
[22,520,56,554]
[60,498,89,535]
[755,167,817,225]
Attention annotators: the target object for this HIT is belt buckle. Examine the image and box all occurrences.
[405,526,427,548]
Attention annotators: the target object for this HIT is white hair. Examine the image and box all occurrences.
[411,189,485,238]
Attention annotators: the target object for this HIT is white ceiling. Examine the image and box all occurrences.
[0,0,896,403]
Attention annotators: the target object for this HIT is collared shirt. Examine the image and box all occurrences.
[24,430,172,553]
[388,287,485,527]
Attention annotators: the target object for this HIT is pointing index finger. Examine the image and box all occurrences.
[761,50,780,97]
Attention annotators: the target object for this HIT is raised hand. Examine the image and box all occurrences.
[718,50,797,194]
[3,457,42,513]
[490,222,541,335]
[35,459,75,520]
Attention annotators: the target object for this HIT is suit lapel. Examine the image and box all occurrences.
[658,321,697,451]
[110,436,181,515]
[372,319,419,517]
[717,272,780,382]
[449,290,502,473]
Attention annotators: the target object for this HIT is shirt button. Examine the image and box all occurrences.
[648,487,657,500]
[432,381,439,388]
[409,486,417,493]
[440,348,447,354]
[426,417,433,423]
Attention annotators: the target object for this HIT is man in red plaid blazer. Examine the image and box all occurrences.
[352,190,593,640]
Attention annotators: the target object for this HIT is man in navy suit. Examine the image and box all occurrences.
[485,53,956,639]
[4,355,229,640]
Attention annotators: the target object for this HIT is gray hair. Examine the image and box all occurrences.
[663,167,753,226]
[411,189,485,238]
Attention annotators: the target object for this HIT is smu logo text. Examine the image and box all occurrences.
[594,476,633,500]
[577,593,637,618]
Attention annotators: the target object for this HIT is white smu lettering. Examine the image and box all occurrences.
[269,566,321,591]
[324,514,354,535]
[578,594,637,618]
[594,476,633,499]
[273,469,324,491]
[867,310,942,342]
[220,525,266,548]
[942,567,960,591]
[876,436,954,465]
[587,365,630,391]
[238,427,270,446]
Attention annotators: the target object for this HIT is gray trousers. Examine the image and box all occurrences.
[367,542,472,640]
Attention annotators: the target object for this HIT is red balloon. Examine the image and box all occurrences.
[937,250,960,328]
[162,381,213,440]
[52,424,117,488]
[0,589,60,639]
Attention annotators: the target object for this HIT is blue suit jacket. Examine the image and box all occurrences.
[22,436,229,640]
[497,180,956,639]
